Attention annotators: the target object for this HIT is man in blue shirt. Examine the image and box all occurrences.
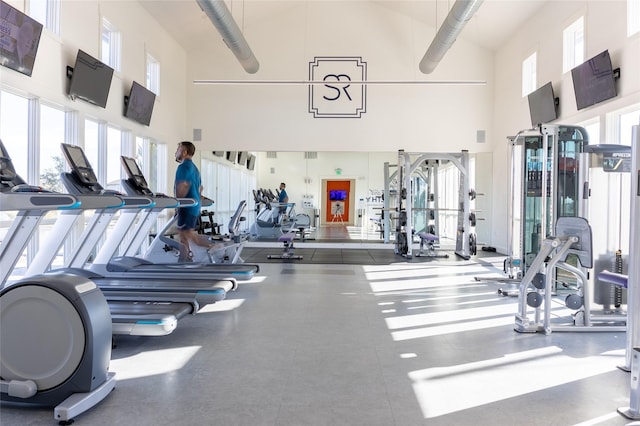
[174,141,218,261]
[278,182,289,203]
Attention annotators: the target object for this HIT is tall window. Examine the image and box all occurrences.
[0,91,30,178]
[38,104,65,191]
[84,119,100,175]
[618,108,640,146]
[0,90,30,273]
[101,18,121,72]
[629,0,640,36]
[28,0,60,34]
[563,17,584,73]
[522,52,537,97]
[146,53,160,96]
[106,126,122,189]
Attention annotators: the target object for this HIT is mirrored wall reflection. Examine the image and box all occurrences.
[199,150,493,245]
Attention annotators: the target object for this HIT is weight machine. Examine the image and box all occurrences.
[385,150,478,259]
[493,124,591,294]
[504,123,637,338]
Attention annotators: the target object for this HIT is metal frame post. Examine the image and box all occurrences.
[619,124,640,420]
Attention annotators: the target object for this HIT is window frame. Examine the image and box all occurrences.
[101,17,122,72]
[563,16,585,73]
[522,52,537,97]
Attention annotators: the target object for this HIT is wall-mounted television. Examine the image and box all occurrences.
[67,49,114,108]
[247,154,256,170]
[528,81,558,127]
[124,81,156,126]
[238,151,249,166]
[213,151,225,157]
[226,151,238,163]
[329,190,347,201]
[0,1,44,77]
[571,50,617,110]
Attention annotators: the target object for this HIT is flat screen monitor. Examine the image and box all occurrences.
[528,81,557,127]
[68,49,114,108]
[60,143,98,185]
[0,1,43,77]
[329,190,347,201]
[124,81,156,126]
[120,155,149,190]
[238,151,249,166]
[571,50,617,110]
[0,139,8,159]
[247,154,256,170]
[227,151,238,164]
[0,139,20,183]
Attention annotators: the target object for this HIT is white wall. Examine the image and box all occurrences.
[491,0,640,252]
[186,1,495,153]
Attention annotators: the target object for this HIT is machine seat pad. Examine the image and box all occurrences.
[278,233,296,243]
[418,232,439,242]
[597,270,628,288]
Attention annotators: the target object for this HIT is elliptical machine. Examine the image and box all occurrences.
[0,140,115,424]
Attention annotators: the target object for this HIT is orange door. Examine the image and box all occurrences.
[326,180,351,223]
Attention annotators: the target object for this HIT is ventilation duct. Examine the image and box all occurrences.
[419,0,484,74]
[195,0,260,74]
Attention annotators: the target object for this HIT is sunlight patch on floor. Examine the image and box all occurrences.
[197,298,245,313]
[370,274,490,293]
[385,302,518,330]
[409,346,622,418]
[365,264,495,281]
[110,346,201,380]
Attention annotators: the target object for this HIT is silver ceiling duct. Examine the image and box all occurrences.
[419,0,484,74]
[196,0,260,74]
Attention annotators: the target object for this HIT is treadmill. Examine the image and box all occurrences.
[33,144,238,302]
[0,140,190,336]
[117,155,259,278]
[57,143,253,284]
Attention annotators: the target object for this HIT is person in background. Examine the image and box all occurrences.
[174,141,220,262]
[278,182,289,203]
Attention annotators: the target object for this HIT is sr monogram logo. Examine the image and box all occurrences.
[308,57,367,118]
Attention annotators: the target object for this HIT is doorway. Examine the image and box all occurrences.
[322,179,354,225]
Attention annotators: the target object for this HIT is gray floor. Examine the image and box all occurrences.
[1,254,634,426]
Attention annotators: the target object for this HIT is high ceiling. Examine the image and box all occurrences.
[140,0,549,54]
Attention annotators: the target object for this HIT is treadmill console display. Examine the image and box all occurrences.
[61,143,99,185]
[121,156,151,194]
[0,140,25,187]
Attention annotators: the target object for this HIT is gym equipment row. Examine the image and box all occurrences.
[249,188,311,242]
[0,140,260,423]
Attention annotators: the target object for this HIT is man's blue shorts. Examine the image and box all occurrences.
[176,210,199,231]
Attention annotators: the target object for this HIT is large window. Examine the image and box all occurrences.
[39,103,65,191]
[0,90,30,178]
[563,17,584,73]
[28,0,60,34]
[106,126,122,189]
[201,156,256,233]
[146,53,160,96]
[522,52,537,97]
[101,17,121,72]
